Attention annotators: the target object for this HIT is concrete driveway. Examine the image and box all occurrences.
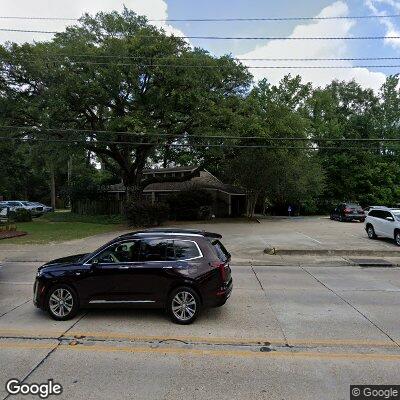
[1,259,400,400]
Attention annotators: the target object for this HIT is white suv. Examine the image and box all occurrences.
[365,207,400,246]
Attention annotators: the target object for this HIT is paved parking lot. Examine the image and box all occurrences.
[1,259,400,400]
[1,217,400,267]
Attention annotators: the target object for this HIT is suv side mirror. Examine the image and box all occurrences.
[385,216,394,222]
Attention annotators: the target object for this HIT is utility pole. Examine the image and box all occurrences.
[50,164,56,211]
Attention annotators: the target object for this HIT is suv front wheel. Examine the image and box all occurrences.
[46,284,79,321]
[395,231,400,246]
[367,225,377,239]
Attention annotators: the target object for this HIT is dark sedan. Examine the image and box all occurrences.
[34,229,233,324]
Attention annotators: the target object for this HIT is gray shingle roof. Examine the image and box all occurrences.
[108,168,245,195]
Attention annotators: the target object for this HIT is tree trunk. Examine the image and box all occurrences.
[246,191,259,218]
[50,166,56,211]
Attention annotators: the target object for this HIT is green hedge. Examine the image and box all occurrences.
[9,209,32,222]
[125,200,169,227]
[166,189,213,220]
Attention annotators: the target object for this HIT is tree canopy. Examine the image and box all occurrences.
[1,9,400,215]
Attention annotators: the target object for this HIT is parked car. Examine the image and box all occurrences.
[30,202,53,213]
[330,203,365,222]
[0,206,8,222]
[0,200,43,217]
[365,207,400,246]
[34,228,233,324]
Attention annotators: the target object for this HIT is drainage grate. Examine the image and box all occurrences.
[349,258,394,267]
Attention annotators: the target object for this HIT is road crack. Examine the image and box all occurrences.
[301,266,400,348]
[250,263,289,345]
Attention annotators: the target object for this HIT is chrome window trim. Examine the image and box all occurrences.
[83,239,140,266]
[173,239,203,261]
[89,300,155,304]
[83,238,203,265]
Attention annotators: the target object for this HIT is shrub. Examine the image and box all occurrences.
[166,189,213,220]
[9,208,32,222]
[125,200,169,227]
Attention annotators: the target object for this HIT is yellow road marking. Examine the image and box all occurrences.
[0,328,65,338]
[0,341,400,361]
[0,328,398,348]
[0,342,56,350]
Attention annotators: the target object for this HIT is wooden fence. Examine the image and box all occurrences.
[72,199,124,215]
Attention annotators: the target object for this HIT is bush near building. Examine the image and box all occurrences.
[125,200,170,227]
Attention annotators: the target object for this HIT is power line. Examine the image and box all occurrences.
[1,14,400,22]
[14,54,400,62]
[4,60,400,69]
[0,136,396,151]
[1,28,400,41]
[1,126,400,142]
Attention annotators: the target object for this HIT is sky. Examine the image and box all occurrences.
[1,0,400,91]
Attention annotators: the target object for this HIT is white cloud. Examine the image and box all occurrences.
[365,0,400,50]
[0,0,185,43]
[237,1,387,91]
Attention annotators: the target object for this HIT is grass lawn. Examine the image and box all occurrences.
[3,212,125,244]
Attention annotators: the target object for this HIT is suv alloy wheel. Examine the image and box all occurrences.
[395,231,400,246]
[47,285,78,321]
[367,225,376,239]
[168,287,200,325]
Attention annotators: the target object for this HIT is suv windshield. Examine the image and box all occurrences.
[392,211,400,221]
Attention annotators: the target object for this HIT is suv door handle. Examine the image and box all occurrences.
[118,266,130,269]
[162,266,173,269]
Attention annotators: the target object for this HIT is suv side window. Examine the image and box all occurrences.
[139,239,174,262]
[95,241,140,264]
[212,240,230,262]
[382,211,393,220]
[368,210,378,218]
[174,240,201,260]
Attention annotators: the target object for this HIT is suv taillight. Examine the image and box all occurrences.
[344,208,351,213]
[211,261,226,282]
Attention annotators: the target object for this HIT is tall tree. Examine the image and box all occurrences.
[0,9,251,200]
[309,78,400,207]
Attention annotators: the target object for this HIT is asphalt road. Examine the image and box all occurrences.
[1,261,400,400]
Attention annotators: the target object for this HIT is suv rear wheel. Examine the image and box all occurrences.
[167,287,200,325]
[367,225,377,239]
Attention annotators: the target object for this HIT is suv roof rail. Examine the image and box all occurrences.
[119,228,222,239]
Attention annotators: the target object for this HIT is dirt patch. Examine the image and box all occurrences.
[0,231,27,240]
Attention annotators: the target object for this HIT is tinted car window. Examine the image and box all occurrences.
[371,210,390,219]
[95,241,140,263]
[174,240,201,260]
[212,240,230,262]
[139,239,174,262]
[382,211,393,220]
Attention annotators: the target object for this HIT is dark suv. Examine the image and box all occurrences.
[330,202,365,222]
[33,229,233,324]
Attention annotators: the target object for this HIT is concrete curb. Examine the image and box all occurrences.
[266,248,400,257]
